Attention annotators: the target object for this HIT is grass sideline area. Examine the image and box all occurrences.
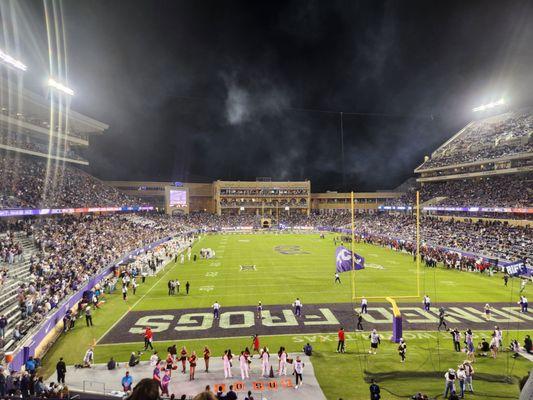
[39,233,533,399]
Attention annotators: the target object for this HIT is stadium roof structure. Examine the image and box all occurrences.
[414,108,533,182]
[0,77,108,140]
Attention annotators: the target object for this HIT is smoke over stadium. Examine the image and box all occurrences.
[0,1,532,399]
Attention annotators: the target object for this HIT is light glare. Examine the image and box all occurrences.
[472,98,505,112]
[0,48,28,71]
[48,77,75,96]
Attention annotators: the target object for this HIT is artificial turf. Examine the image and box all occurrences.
[39,233,533,399]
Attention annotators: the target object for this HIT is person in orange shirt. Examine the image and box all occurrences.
[337,327,345,353]
[143,326,153,351]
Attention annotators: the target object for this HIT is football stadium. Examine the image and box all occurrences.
[0,1,532,400]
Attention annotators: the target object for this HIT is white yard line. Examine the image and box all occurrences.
[96,238,204,344]
[95,260,176,344]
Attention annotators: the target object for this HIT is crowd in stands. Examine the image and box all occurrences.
[0,155,145,209]
[0,213,187,351]
[418,109,533,170]
[219,188,309,196]
[1,106,88,140]
[0,130,86,161]
[386,173,532,209]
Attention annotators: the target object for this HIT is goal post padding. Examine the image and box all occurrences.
[386,297,402,343]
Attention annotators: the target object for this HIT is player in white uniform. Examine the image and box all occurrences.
[361,297,368,314]
[187,247,191,261]
[278,347,287,376]
[239,351,249,379]
[293,298,302,317]
[83,347,94,368]
[223,350,232,378]
[180,254,185,264]
[261,347,270,377]
[368,329,381,354]
[423,295,431,311]
[213,302,221,319]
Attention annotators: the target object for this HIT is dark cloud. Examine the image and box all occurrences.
[2,0,533,191]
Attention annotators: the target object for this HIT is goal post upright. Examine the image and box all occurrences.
[351,191,356,300]
[416,190,421,297]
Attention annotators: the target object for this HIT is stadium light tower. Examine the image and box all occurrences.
[48,77,75,96]
[472,98,505,112]
[0,48,27,71]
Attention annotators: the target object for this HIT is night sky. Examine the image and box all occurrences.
[2,0,533,191]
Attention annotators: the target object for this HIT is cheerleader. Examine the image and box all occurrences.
[368,329,381,355]
[239,351,249,379]
[180,346,188,374]
[203,346,211,372]
[398,338,407,363]
[165,352,174,375]
[189,351,197,380]
[223,350,232,378]
[261,347,270,377]
[278,346,287,376]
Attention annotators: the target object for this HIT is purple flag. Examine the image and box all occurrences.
[335,246,365,273]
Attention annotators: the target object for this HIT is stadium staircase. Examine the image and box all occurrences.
[0,233,39,353]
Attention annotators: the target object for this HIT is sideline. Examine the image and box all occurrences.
[95,237,203,344]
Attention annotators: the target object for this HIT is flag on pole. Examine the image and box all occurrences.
[335,246,365,272]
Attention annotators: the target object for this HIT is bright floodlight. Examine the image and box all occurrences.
[0,49,27,71]
[48,78,75,96]
[472,98,505,112]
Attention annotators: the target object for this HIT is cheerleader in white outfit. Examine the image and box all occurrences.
[223,350,232,378]
[239,351,249,379]
[278,347,287,376]
[261,347,270,377]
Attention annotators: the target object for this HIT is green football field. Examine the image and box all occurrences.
[40,233,533,399]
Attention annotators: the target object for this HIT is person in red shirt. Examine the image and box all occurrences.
[337,327,345,353]
[144,326,154,350]
[252,334,260,357]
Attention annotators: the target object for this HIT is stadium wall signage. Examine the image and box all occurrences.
[99,302,533,344]
[0,205,154,218]
[8,234,175,371]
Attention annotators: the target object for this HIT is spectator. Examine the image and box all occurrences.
[126,378,160,400]
[129,352,140,367]
[369,379,380,400]
[444,369,456,399]
[107,357,116,370]
[303,343,313,356]
[122,371,133,393]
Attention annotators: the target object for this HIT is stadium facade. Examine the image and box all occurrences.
[105,179,403,216]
